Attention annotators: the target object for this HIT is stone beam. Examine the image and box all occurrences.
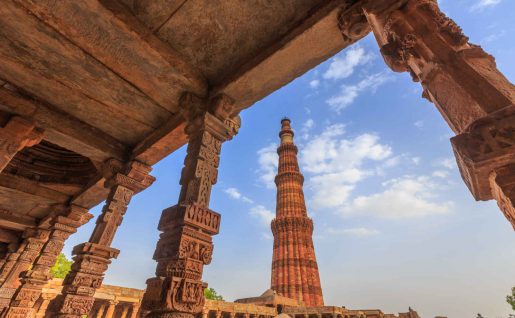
[12,0,207,113]
[211,0,370,111]
[0,174,70,204]
[0,115,43,173]
[131,115,187,165]
[0,229,19,244]
[0,210,36,232]
[0,86,127,163]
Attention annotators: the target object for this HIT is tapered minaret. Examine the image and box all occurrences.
[271,118,324,307]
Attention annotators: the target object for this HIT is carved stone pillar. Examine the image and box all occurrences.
[360,0,515,228]
[104,300,118,318]
[3,206,92,318]
[201,310,209,318]
[96,302,106,318]
[35,294,53,318]
[120,304,130,318]
[141,93,240,318]
[55,160,155,317]
[0,116,44,172]
[0,228,50,310]
[129,302,141,318]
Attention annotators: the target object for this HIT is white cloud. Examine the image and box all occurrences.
[328,227,380,237]
[300,124,392,209]
[250,205,275,226]
[301,119,315,140]
[342,175,453,219]
[471,0,501,11]
[257,143,278,189]
[414,120,424,129]
[225,187,253,204]
[309,79,320,89]
[434,157,455,170]
[326,72,392,113]
[432,170,449,178]
[323,45,373,80]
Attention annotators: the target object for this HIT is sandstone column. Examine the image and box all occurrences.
[0,228,50,310]
[358,0,515,229]
[129,302,140,318]
[35,294,53,318]
[0,116,43,172]
[3,206,92,318]
[141,93,240,318]
[55,160,155,317]
[104,300,118,318]
[120,304,130,318]
[96,302,106,318]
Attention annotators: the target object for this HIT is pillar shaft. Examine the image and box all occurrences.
[55,160,154,317]
[104,300,118,318]
[129,303,140,318]
[361,0,515,229]
[96,303,106,318]
[120,304,130,318]
[141,93,240,318]
[0,229,50,310]
[0,116,43,172]
[3,206,92,318]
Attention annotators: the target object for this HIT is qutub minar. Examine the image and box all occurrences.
[271,118,324,307]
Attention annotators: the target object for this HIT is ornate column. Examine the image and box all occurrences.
[120,304,130,318]
[104,300,118,318]
[0,116,44,172]
[96,302,106,318]
[129,302,141,318]
[55,160,155,317]
[0,228,50,310]
[141,93,240,318]
[3,206,92,318]
[359,0,515,228]
[35,294,53,318]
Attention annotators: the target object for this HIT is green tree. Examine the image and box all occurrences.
[204,288,223,301]
[508,287,515,311]
[50,253,72,279]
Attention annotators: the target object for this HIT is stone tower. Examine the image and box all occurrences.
[271,118,324,307]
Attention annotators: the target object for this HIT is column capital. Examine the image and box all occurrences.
[451,105,515,201]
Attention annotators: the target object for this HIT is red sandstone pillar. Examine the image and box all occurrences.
[55,160,155,317]
[141,93,240,318]
[270,119,324,306]
[358,0,515,230]
[2,206,92,318]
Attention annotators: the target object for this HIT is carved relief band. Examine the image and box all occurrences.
[142,93,240,318]
[55,160,155,317]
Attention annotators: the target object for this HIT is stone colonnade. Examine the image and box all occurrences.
[0,0,513,317]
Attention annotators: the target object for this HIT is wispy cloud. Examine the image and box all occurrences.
[300,124,392,209]
[323,45,374,80]
[471,0,501,12]
[256,143,278,189]
[225,187,254,204]
[250,205,274,226]
[327,227,381,237]
[326,72,392,113]
[342,175,454,219]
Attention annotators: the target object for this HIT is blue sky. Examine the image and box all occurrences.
[63,1,515,317]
